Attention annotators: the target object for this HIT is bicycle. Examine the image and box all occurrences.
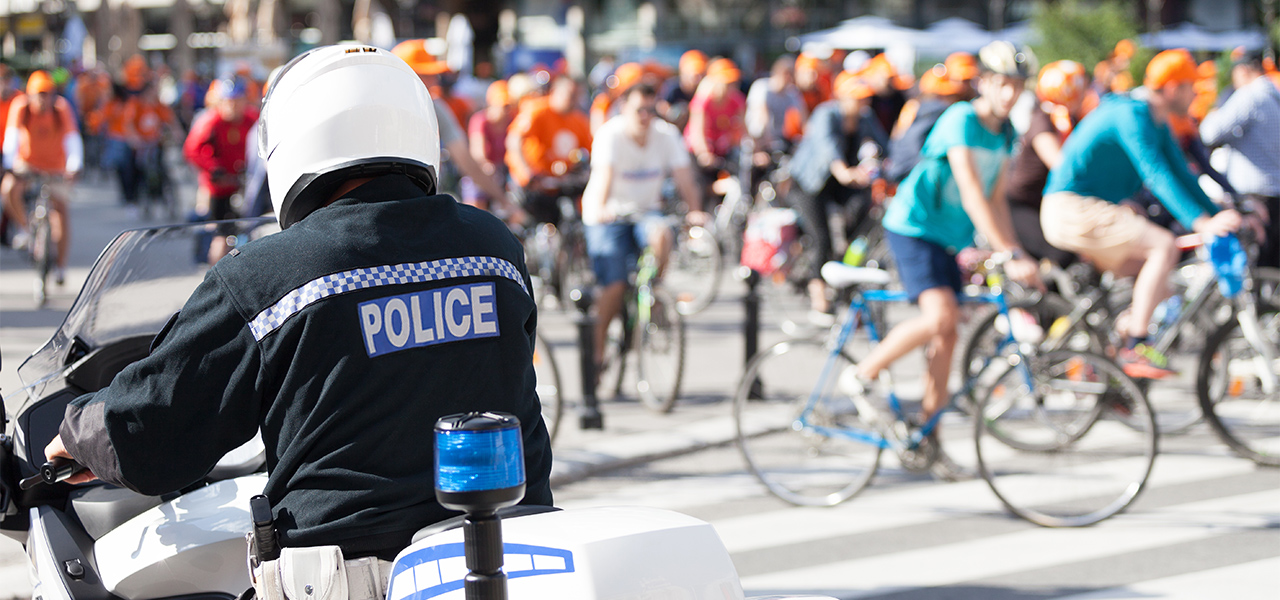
[960,205,1280,436]
[665,223,723,315]
[533,333,565,443]
[598,246,687,413]
[517,170,592,311]
[24,174,57,306]
[734,259,1157,527]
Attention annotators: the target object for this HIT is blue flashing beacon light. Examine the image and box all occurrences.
[434,412,526,600]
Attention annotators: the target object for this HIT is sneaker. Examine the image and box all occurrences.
[1119,344,1177,380]
[925,434,977,482]
[54,266,65,286]
[11,229,30,251]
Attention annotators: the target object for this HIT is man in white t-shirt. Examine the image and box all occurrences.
[582,83,706,367]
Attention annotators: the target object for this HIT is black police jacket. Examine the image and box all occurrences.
[60,174,553,559]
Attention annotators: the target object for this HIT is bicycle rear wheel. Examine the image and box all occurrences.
[635,289,685,413]
[667,225,723,315]
[1197,302,1280,466]
[734,339,882,506]
[977,350,1157,527]
[31,205,53,306]
[533,334,565,444]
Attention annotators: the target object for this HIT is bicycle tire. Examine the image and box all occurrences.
[31,200,53,306]
[1196,301,1280,466]
[976,350,1157,527]
[533,334,565,444]
[733,339,882,506]
[635,288,686,413]
[555,224,593,311]
[669,225,724,315]
[958,294,1105,416]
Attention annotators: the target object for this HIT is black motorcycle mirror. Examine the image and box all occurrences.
[434,412,526,600]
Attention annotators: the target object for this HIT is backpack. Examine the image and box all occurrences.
[884,99,948,184]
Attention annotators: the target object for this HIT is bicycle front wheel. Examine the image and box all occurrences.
[977,350,1157,527]
[1197,302,1280,466]
[667,225,723,315]
[31,208,53,305]
[533,334,565,444]
[734,339,882,506]
[635,289,685,413]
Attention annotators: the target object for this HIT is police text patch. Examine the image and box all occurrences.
[359,282,499,357]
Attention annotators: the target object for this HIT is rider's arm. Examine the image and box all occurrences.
[505,110,536,186]
[58,271,264,496]
[3,96,24,170]
[1198,86,1254,148]
[685,90,713,160]
[63,131,83,174]
[447,136,506,200]
[673,164,702,214]
[1029,130,1064,170]
[947,146,1022,253]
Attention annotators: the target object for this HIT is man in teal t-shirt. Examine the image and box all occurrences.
[851,42,1041,481]
[1039,49,1242,379]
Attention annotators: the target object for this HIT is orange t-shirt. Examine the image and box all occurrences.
[506,103,592,187]
[126,98,174,143]
[7,94,78,172]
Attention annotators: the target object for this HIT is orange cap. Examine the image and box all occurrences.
[610,62,645,94]
[1113,39,1136,60]
[919,65,964,97]
[642,60,673,81]
[867,53,896,79]
[1144,49,1198,90]
[487,80,511,107]
[1036,60,1089,107]
[944,52,979,81]
[392,39,449,76]
[26,70,56,94]
[707,58,741,84]
[834,70,873,100]
[796,53,823,73]
[680,50,708,75]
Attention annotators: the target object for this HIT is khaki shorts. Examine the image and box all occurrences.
[1040,192,1156,272]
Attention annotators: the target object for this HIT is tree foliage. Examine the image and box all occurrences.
[1029,1,1143,76]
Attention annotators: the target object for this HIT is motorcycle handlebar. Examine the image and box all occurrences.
[19,457,86,490]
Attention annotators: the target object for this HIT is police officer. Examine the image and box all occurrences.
[44,45,553,592]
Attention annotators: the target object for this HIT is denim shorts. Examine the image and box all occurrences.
[885,230,963,302]
[585,213,675,286]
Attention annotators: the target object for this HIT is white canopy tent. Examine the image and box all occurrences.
[1141,22,1270,51]
[918,17,994,55]
[796,16,923,50]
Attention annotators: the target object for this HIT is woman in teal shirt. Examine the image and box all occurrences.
[851,42,1042,479]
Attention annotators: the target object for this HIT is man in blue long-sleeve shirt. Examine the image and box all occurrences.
[1041,49,1242,379]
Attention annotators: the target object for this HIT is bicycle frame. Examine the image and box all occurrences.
[798,282,1022,454]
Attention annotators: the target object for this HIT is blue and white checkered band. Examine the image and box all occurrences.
[248,256,528,341]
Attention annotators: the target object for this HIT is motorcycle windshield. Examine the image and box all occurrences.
[13,218,278,406]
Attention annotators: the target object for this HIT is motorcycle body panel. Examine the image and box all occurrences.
[390,506,746,600]
[94,475,266,599]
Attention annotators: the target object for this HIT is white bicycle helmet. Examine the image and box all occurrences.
[259,45,440,229]
[978,41,1038,79]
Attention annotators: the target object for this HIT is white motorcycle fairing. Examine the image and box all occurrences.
[389,506,745,600]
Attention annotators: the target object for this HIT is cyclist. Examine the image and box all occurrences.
[1003,60,1090,267]
[0,65,19,245]
[787,71,888,322]
[183,76,257,261]
[795,53,832,113]
[1,70,83,285]
[506,74,592,225]
[463,79,515,211]
[685,58,745,190]
[746,55,807,158]
[126,83,180,208]
[1041,49,1243,379]
[658,50,707,132]
[582,82,705,369]
[850,42,1042,480]
[1199,49,1279,269]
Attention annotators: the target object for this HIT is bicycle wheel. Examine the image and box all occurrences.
[977,350,1157,527]
[734,339,882,506]
[1196,302,1280,466]
[635,288,686,413]
[958,294,1104,415]
[668,225,723,315]
[31,204,53,306]
[555,224,594,310]
[533,334,565,444]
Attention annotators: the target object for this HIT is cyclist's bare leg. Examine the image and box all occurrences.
[1,173,27,230]
[49,194,69,269]
[593,281,628,365]
[1100,227,1179,340]
[807,279,831,313]
[857,287,960,409]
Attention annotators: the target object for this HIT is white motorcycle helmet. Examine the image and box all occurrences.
[259,45,440,229]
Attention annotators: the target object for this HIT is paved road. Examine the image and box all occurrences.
[2,173,1277,599]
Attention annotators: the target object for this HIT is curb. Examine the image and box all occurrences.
[549,413,742,486]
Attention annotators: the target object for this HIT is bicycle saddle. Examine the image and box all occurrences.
[820,261,892,289]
